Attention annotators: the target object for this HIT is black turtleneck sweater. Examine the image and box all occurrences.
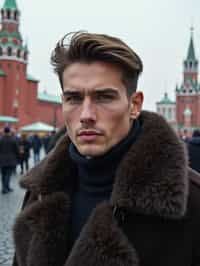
[69,120,141,243]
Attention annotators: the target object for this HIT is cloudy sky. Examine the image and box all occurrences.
[3,0,200,110]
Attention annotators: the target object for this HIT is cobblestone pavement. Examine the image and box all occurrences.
[0,151,45,266]
[0,173,25,266]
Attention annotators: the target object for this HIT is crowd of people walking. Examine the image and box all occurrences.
[0,126,55,194]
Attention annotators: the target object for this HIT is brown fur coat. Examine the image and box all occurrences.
[13,111,200,266]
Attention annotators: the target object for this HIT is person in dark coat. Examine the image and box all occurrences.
[0,127,19,193]
[13,32,200,266]
[18,134,31,174]
[187,129,200,173]
[31,134,42,165]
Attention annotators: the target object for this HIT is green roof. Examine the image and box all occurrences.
[2,0,18,10]
[20,122,55,132]
[0,115,18,122]
[27,74,39,82]
[0,69,6,76]
[38,92,61,104]
[0,30,22,40]
[157,93,175,105]
[187,34,196,61]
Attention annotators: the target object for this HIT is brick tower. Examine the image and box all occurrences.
[176,28,200,135]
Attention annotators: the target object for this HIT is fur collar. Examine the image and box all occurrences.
[20,111,189,219]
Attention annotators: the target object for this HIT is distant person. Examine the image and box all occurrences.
[18,134,31,174]
[42,130,56,154]
[46,128,66,153]
[0,127,19,193]
[31,134,42,164]
[181,129,190,143]
[187,129,200,173]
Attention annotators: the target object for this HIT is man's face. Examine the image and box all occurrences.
[62,62,143,157]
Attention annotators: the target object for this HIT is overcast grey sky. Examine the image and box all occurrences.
[3,0,200,110]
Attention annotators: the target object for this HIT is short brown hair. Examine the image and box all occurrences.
[51,31,143,96]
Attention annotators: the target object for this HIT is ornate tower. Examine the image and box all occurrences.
[0,0,30,121]
[176,28,200,133]
[183,27,198,85]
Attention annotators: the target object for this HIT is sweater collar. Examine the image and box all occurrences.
[69,120,140,193]
[69,119,140,169]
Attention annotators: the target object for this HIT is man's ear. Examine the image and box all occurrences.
[129,91,144,119]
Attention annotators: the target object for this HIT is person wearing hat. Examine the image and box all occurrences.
[0,126,19,194]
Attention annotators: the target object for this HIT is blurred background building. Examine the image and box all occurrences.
[0,0,62,129]
[157,28,200,136]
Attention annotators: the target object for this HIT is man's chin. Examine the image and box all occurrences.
[77,145,107,157]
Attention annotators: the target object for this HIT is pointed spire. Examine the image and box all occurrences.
[2,0,18,10]
[187,27,196,61]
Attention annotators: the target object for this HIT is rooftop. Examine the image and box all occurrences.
[38,92,61,104]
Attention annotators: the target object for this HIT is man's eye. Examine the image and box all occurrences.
[64,95,82,104]
[96,94,114,102]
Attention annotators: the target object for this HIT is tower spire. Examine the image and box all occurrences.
[186,27,196,61]
[182,27,198,86]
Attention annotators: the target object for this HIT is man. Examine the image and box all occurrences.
[0,126,19,193]
[13,32,200,266]
[187,129,200,173]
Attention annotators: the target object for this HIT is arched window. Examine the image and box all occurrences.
[189,61,193,69]
[17,49,21,58]
[0,47,3,56]
[14,11,18,21]
[7,10,11,19]
[7,47,12,56]
[24,52,27,60]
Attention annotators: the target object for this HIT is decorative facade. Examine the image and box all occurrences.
[0,0,63,129]
[157,29,200,135]
[156,92,176,129]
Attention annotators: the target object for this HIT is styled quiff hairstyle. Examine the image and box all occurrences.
[51,31,143,97]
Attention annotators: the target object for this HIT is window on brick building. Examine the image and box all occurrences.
[14,11,18,21]
[24,52,27,60]
[7,10,11,19]
[7,47,12,56]
[17,49,21,58]
[163,107,166,117]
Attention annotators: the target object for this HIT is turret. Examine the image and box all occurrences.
[0,0,28,63]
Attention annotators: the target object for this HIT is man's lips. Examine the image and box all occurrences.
[77,130,102,141]
[78,130,102,136]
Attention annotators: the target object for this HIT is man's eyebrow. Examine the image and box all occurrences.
[94,88,118,93]
[62,91,81,96]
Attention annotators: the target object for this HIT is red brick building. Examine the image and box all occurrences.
[157,29,200,136]
[0,0,62,129]
[176,29,200,135]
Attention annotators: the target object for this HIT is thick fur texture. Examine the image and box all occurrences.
[13,111,191,266]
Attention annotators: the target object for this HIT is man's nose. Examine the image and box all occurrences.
[80,98,97,124]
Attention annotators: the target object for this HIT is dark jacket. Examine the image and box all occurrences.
[0,134,19,167]
[18,140,31,161]
[187,137,200,173]
[13,111,200,266]
[31,135,42,153]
